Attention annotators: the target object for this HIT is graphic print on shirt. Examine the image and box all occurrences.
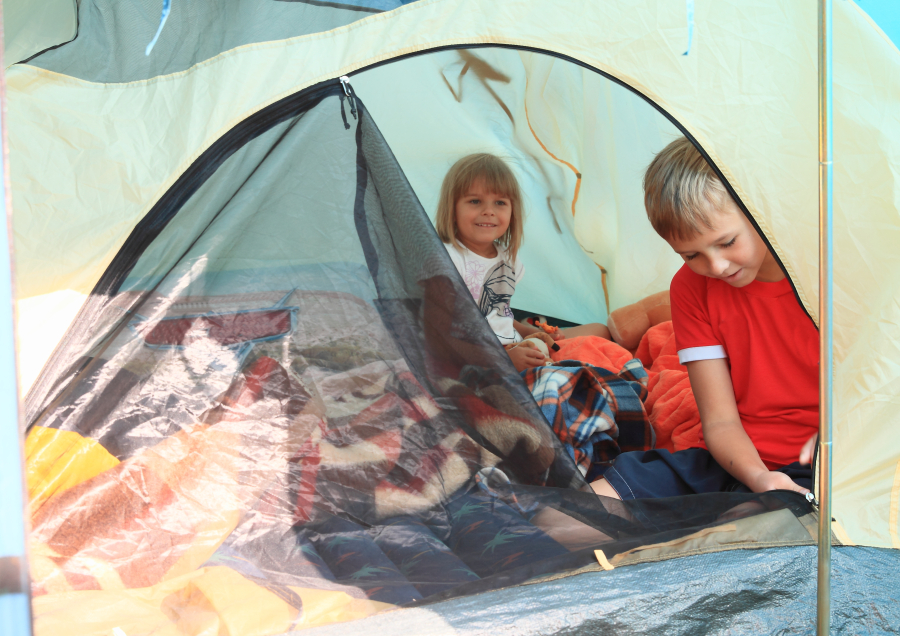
[478,261,517,328]
[463,259,487,301]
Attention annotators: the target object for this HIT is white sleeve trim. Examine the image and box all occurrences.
[677,345,727,364]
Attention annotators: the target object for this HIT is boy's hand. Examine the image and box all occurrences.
[747,470,809,495]
[507,345,546,372]
[799,433,818,466]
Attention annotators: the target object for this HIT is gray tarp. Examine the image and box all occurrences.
[296,546,900,635]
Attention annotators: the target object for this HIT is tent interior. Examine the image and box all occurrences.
[8,1,900,635]
[354,47,687,324]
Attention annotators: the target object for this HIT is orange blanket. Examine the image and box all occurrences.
[550,335,634,371]
[550,325,702,452]
[635,321,702,452]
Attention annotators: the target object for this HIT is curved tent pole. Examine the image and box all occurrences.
[0,3,33,635]
[817,0,834,634]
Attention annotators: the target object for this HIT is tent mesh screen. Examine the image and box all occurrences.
[23,82,814,632]
[24,0,421,82]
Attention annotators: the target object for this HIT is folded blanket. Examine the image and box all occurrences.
[534,327,702,463]
[522,358,651,475]
[370,516,480,597]
[291,369,485,526]
[305,515,424,605]
[636,321,702,452]
[293,362,567,526]
[443,492,568,577]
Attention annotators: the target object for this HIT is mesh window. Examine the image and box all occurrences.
[25,0,422,83]
[24,81,815,632]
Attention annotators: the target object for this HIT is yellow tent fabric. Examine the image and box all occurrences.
[25,426,120,512]
[8,0,900,552]
[30,564,390,636]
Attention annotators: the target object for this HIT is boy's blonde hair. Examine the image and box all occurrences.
[435,153,524,264]
[644,137,728,241]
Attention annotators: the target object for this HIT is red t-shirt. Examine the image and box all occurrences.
[670,265,819,469]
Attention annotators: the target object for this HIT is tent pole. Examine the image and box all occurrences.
[816,0,833,635]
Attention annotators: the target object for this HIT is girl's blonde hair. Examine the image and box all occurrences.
[643,137,728,241]
[435,153,524,264]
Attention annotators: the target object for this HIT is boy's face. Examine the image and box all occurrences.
[666,196,783,287]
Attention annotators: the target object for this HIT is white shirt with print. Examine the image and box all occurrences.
[444,242,525,345]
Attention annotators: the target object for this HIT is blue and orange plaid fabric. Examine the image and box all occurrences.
[522,359,653,476]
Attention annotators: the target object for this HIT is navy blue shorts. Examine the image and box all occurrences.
[603,448,812,500]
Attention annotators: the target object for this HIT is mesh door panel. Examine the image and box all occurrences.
[23,82,814,633]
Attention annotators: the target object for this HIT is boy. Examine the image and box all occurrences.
[591,137,818,500]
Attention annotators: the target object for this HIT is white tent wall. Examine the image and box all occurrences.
[353,48,683,323]
[8,0,900,548]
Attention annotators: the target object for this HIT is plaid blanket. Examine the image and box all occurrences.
[523,358,653,476]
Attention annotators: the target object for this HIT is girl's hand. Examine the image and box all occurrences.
[799,433,818,466]
[507,345,546,372]
[552,332,565,341]
[527,332,556,348]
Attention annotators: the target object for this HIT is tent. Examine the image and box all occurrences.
[5,0,900,633]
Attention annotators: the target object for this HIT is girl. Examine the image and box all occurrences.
[435,153,609,372]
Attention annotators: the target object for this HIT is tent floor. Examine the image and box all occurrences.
[292,545,900,635]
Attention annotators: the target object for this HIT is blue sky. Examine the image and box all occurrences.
[855,0,900,47]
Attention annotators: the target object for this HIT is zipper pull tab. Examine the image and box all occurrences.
[806,491,819,508]
[339,75,357,120]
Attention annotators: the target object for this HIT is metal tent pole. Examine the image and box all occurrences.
[817,0,834,634]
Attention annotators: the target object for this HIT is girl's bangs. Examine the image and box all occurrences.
[455,159,519,203]
[481,169,518,201]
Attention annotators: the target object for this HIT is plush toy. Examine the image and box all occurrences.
[534,320,560,337]
[606,290,671,351]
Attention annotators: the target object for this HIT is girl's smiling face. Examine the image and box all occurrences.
[454,178,512,258]
[666,196,784,287]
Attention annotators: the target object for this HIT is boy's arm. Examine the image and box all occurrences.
[686,358,809,494]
